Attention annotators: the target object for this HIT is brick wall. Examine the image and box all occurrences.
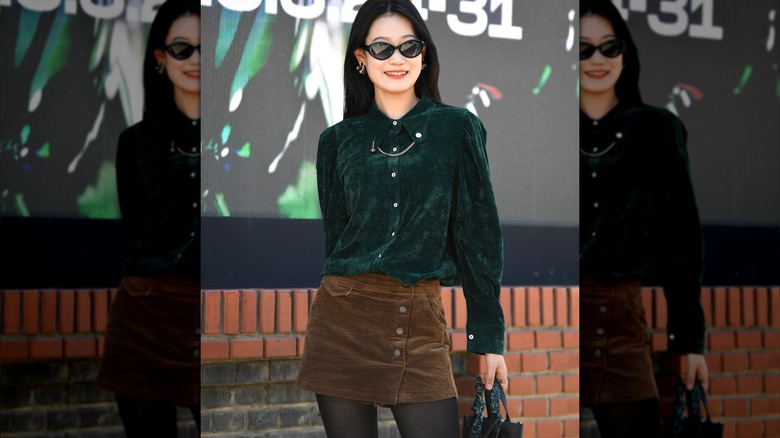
[200,286,581,437]
[0,289,198,437]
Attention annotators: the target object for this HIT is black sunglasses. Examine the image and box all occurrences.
[362,39,425,60]
[579,39,625,60]
[165,42,200,60]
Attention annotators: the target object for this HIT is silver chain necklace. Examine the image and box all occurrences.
[370,140,416,157]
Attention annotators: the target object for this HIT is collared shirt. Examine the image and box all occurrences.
[317,95,505,354]
[580,101,705,354]
[116,109,200,279]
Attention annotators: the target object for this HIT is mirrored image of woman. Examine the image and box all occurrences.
[578,1,709,437]
[96,0,201,435]
[294,0,508,436]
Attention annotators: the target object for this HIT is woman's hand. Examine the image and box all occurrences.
[484,353,508,390]
[685,353,709,391]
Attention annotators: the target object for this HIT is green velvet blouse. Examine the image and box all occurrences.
[580,101,705,354]
[115,109,200,279]
[317,95,505,354]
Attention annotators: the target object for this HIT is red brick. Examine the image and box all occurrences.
[297,335,305,356]
[239,290,257,334]
[512,288,526,327]
[555,288,567,327]
[58,290,75,334]
[736,331,762,349]
[293,290,309,333]
[203,291,221,334]
[550,352,578,371]
[707,398,722,417]
[505,398,521,418]
[708,331,735,351]
[264,337,297,357]
[642,288,654,328]
[30,339,62,359]
[736,420,763,438]
[727,287,742,327]
[259,290,275,333]
[722,421,736,438]
[751,396,780,416]
[742,287,755,326]
[500,287,512,327]
[536,419,562,438]
[766,419,780,438]
[772,287,780,327]
[713,287,727,327]
[550,396,578,416]
[542,287,555,326]
[764,373,780,392]
[276,291,292,332]
[0,340,28,360]
[701,288,712,328]
[536,331,561,349]
[736,374,763,394]
[230,338,263,359]
[40,290,57,334]
[521,352,548,373]
[756,287,769,326]
[505,352,521,374]
[92,290,108,333]
[222,290,240,335]
[454,288,467,329]
[750,352,780,371]
[508,331,534,351]
[723,353,749,372]
[521,422,536,438]
[654,288,668,328]
[97,336,105,356]
[441,288,453,327]
[507,375,534,396]
[563,374,579,393]
[562,331,578,348]
[75,290,91,333]
[709,376,735,395]
[64,338,96,357]
[536,374,561,394]
[21,291,39,335]
[522,397,547,417]
[722,398,748,417]
[570,287,579,327]
[705,353,722,373]
[200,340,229,361]
[3,290,21,334]
[527,288,541,327]
[563,419,579,437]
[450,332,466,351]
[764,331,780,349]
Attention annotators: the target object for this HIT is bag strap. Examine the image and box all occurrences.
[484,380,513,423]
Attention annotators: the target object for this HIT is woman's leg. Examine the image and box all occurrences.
[390,397,459,438]
[316,394,379,438]
[115,394,178,437]
[591,397,661,438]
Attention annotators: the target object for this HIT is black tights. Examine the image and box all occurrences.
[316,394,459,438]
[591,397,660,438]
[115,394,200,437]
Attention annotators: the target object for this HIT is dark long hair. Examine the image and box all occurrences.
[344,0,441,119]
[142,0,200,120]
[580,0,642,104]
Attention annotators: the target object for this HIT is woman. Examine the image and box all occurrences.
[579,1,709,436]
[96,0,201,435]
[295,0,507,436]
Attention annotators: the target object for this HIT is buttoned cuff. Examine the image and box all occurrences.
[465,322,505,355]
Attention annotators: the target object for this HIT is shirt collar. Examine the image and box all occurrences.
[365,95,435,146]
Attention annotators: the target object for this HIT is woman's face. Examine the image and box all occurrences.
[579,14,623,98]
[155,14,200,98]
[354,13,425,100]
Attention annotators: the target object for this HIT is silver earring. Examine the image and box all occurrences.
[422,62,427,70]
[356,62,366,74]
[156,63,165,74]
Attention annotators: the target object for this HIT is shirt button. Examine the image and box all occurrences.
[594,349,602,357]
[591,231,596,237]
[669,334,676,341]
[616,132,623,139]
[415,132,422,138]
[391,172,396,177]
[191,147,197,152]
[596,327,605,335]
[177,254,182,259]
[192,202,198,208]
[192,120,197,126]
[593,202,599,208]
[591,172,597,178]
[399,306,407,314]
[599,305,608,313]
[392,147,398,152]
[592,147,598,152]
[391,232,396,237]
[191,231,196,237]
[393,202,398,208]
[392,121,398,125]
[393,349,401,357]
[468,334,474,340]
[190,172,196,178]
[593,120,598,126]
[396,328,404,335]
[378,254,382,258]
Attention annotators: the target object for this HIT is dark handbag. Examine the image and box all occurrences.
[663,377,723,438]
[463,376,523,438]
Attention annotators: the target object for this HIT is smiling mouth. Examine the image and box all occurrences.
[385,71,408,77]
[585,70,608,79]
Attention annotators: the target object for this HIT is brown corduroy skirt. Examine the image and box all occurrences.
[296,273,456,406]
[580,275,658,406]
[96,274,200,406]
